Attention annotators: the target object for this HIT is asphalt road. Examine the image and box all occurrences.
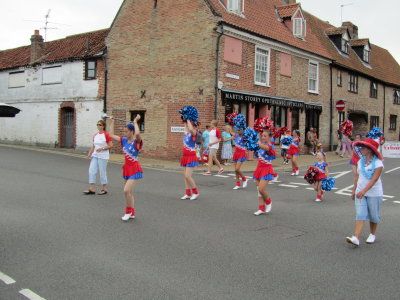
[1,145,399,300]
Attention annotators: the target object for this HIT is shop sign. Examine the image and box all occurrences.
[382,142,400,158]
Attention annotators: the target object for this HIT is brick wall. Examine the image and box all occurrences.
[106,0,219,159]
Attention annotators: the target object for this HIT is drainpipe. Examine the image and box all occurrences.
[214,25,224,120]
[103,49,108,113]
[383,83,386,134]
[329,65,333,151]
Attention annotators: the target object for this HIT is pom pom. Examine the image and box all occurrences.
[340,120,353,136]
[281,136,293,146]
[254,117,274,133]
[233,114,247,130]
[243,127,260,152]
[366,127,383,139]
[226,113,238,126]
[179,106,198,122]
[322,177,336,191]
[304,166,320,184]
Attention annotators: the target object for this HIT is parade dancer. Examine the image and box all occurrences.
[109,115,143,221]
[280,129,291,164]
[253,130,276,216]
[83,120,113,195]
[288,130,301,175]
[313,152,329,202]
[232,128,248,190]
[346,138,384,247]
[180,120,200,200]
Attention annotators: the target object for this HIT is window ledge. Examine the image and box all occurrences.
[42,82,62,85]
[348,90,358,94]
[254,82,270,88]
[308,90,319,95]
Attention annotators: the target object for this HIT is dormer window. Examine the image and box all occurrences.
[228,0,243,15]
[293,18,306,38]
[341,32,350,54]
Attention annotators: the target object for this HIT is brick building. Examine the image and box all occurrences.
[0,29,109,150]
[104,0,400,159]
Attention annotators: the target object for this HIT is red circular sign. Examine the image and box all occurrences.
[336,100,345,111]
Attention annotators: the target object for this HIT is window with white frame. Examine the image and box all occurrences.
[341,32,349,54]
[370,81,377,98]
[337,70,342,86]
[255,47,269,86]
[370,116,379,130]
[293,18,304,37]
[363,48,370,63]
[8,71,25,88]
[348,73,358,93]
[228,0,242,14]
[389,115,397,130]
[394,90,400,104]
[308,61,318,93]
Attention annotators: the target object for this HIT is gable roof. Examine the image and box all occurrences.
[209,0,331,59]
[350,38,369,47]
[0,28,109,71]
[276,3,300,19]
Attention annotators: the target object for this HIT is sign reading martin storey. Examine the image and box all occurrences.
[221,89,322,111]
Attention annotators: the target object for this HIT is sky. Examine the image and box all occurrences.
[0,0,399,63]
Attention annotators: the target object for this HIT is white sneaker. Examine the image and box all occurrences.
[121,213,133,221]
[242,179,248,188]
[290,172,295,176]
[366,234,376,244]
[265,203,272,213]
[346,236,360,246]
[217,168,225,174]
[295,170,299,176]
[314,198,322,202]
[272,175,279,182]
[253,210,265,216]
[190,193,199,200]
[181,194,191,200]
[233,186,240,190]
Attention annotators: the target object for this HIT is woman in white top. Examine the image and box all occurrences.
[203,120,224,175]
[83,120,113,195]
[346,138,384,247]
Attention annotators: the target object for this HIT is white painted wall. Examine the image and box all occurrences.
[0,60,104,150]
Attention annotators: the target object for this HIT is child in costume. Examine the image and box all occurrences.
[287,130,301,176]
[313,152,329,202]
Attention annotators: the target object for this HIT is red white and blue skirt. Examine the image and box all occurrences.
[287,145,300,156]
[122,161,143,180]
[253,162,276,181]
[180,154,199,168]
[315,171,327,181]
[233,148,247,162]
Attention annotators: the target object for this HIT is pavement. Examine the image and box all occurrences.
[1,144,400,300]
[0,143,348,174]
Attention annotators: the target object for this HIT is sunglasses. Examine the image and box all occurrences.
[97,124,104,126]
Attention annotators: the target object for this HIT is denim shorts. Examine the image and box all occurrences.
[355,196,382,223]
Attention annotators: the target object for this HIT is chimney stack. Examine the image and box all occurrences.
[30,29,44,63]
[342,21,358,39]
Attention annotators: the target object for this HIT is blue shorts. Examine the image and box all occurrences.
[355,196,382,223]
[123,172,143,180]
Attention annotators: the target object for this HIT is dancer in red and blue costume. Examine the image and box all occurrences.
[287,129,301,176]
[180,120,200,200]
[232,129,248,190]
[313,152,329,202]
[253,130,276,215]
[109,115,143,221]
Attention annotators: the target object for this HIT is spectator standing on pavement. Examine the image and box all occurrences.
[253,130,276,215]
[340,133,353,158]
[312,129,322,153]
[180,120,200,201]
[335,129,343,155]
[109,115,143,221]
[83,120,113,195]
[346,138,384,247]
[203,120,224,175]
[313,152,329,202]
[306,128,315,155]
[221,125,234,165]
[288,130,301,176]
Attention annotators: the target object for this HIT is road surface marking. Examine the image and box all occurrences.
[331,171,352,179]
[227,173,236,176]
[0,271,16,285]
[383,195,395,199]
[214,175,230,178]
[335,184,353,196]
[290,182,309,186]
[394,201,400,204]
[19,289,46,300]
[385,166,400,174]
[306,187,315,190]
[279,184,298,188]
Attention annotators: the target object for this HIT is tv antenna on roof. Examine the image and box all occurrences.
[23,9,71,41]
[340,3,353,23]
